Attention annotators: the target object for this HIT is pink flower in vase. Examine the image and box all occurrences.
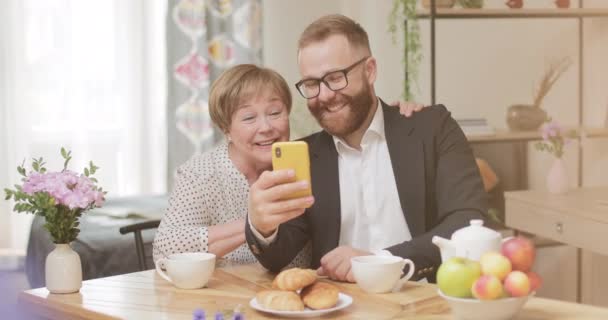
[541,120,562,140]
[535,119,577,159]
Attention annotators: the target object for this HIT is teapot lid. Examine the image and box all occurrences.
[452,219,500,244]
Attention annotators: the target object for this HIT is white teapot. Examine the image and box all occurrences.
[432,219,502,262]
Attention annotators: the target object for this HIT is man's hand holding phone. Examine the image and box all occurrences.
[248,142,314,237]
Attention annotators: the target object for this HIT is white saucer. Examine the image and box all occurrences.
[249,292,353,318]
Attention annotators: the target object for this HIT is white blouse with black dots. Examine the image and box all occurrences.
[153,141,311,267]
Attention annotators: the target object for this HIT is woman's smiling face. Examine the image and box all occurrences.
[227,88,290,167]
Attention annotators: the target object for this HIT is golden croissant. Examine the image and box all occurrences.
[256,290,305,311]
[272,268,317,291]
[300,281,340,310]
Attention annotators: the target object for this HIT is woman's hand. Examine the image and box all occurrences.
[389,101,428,117]
[248,169,314,237]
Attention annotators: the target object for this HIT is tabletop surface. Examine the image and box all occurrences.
[19,263,608,319]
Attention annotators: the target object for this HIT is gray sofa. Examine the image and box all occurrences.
[25,195,167,289]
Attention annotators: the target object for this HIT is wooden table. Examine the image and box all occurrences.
[19,263,608,319]
[505,186,608,303]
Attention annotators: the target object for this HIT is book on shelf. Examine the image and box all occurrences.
[456,118,495,136]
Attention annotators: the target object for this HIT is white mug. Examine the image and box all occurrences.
[155,252,216,289]
[351,255,415,293]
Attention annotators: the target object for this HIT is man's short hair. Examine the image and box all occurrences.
[209,64,292,133]
[298,14,371,53]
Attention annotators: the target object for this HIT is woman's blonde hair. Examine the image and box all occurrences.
[209,64,292,133]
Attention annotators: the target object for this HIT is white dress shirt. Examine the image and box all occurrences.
[332,101,412,252]
[251,100,412,253]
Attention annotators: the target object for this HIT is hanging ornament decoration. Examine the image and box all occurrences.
[208,36,235,67]
[233,0,262,50]
[175,99,215,148]
[174,53,210,90]
[171,0,262,153]
[210,0,234,18]
[172,0,207,37]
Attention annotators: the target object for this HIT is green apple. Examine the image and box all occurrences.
[437,257,482,298]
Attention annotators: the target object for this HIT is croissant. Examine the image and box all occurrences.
[256,290,305,311]
[300,281,340,310]
[272,268,317,291]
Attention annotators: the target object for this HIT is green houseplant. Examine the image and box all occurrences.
[388,0,422,101]
[458,0,484,8]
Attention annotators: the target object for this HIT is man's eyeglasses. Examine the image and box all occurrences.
[295,56,369,99]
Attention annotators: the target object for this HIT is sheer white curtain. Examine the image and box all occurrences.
[0,0,168,251]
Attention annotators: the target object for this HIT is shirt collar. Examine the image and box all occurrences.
[332,97,385,153]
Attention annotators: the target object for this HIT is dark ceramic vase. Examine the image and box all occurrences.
[506,104,547,131]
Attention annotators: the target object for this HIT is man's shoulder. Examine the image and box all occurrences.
[388,103,449,120]
[383,102,452,133]
[297,131,329,151]
[415,104,450,127]
[177,142,228,181]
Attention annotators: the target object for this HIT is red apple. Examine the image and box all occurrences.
[479,251,512,281]
[472,275,503,300]
[501,236,535,272]
[526,271,543,292]
[504,271,531,297]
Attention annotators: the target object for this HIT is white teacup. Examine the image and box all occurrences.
[155,252,216,289]
[351,255,415,293]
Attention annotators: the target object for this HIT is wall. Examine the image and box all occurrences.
[0,108,9,250]
[263,0,608,305]
[263,0,608,184]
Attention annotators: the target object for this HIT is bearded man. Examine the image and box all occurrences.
[245,14,488,283]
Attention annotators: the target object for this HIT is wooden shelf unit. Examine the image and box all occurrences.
[405,2,608,190]
[466,127,608,144]
[410,3,608,304]
[416,8,608,19]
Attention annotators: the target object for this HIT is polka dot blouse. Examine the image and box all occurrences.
[153,141,311,267]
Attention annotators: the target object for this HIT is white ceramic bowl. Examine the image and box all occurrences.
[438,289,533,320]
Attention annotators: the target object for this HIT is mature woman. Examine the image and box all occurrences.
[152,64,423,267]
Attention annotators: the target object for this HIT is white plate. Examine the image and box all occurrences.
[249,293,353,318]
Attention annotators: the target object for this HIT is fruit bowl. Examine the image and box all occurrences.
[438,289,533,320]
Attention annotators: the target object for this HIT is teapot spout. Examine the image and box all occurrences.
[432,236,455,262]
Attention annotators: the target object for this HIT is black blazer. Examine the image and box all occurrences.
[245,101,488,282]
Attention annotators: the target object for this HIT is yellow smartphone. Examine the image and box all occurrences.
[271,141,312,200]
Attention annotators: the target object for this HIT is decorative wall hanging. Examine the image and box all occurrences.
[171,0,263,153]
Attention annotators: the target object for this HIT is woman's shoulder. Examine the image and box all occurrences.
[177,141,230,180]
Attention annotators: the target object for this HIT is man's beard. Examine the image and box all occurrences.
[309,82,374,139]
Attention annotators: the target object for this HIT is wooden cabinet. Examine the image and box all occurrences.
[505,187,608,305]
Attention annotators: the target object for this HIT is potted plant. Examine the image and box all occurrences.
[389,0,422,101]
[506,57,571,131]
[421,0,457,8]
[4,148,105,293]
[458,0,484,8]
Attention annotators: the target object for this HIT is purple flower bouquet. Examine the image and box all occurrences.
[4,148,106,244]
[534,119,577,159]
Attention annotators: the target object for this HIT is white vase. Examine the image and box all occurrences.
[45,243,82,294]
[546,158,569,194]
